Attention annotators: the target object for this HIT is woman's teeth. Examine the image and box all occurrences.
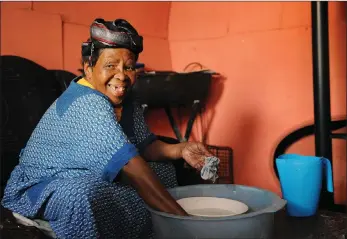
[108,84,127,96]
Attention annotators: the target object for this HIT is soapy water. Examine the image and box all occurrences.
[187,207,254,217]
[188,208,239,217]
[178,197,250,218]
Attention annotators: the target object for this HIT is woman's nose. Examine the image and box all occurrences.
[115,63,126,81]
[114,73,125,81]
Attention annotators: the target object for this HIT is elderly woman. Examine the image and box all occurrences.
[1,18,214,238]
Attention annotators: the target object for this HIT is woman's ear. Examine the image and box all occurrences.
[83,62,93,80]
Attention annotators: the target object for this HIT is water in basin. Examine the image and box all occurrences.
[188,208,239,217]
[146,184,287,239]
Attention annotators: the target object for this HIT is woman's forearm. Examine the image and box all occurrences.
[121,155,188,216]
[143,140,187,161]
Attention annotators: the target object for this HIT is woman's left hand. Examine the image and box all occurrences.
[181,142,213,170]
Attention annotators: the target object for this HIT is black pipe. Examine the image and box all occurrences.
[345,2,347,215]
[311,2,334,209]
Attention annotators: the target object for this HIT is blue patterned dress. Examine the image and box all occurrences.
[2,78,178,238]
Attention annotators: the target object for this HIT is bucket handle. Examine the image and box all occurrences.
[321,157,334,193]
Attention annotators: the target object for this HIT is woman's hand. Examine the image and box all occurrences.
[143,139,213,171]
[180,142,213,170]
[122,156,188,216]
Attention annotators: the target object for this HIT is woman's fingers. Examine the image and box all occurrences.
[182,142,216,171]
[195,161,204,171]
[199,143,213,156]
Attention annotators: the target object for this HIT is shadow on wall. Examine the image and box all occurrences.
[333,1,346,23]
[231,110,260,185]
[200,73,226,144]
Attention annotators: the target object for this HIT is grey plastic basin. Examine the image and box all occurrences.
[146,184,286,239]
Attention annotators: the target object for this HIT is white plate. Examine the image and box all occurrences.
[177,197,249,217]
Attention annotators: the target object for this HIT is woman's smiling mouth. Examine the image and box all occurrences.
[107,83,127,97]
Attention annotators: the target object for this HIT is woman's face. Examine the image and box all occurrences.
[84,48,136,106]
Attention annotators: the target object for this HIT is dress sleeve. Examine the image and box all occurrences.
[132,103,157,153]
[77,94,139,182]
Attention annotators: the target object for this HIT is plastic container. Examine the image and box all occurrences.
[276,154,333,217]
[146,184,286,239]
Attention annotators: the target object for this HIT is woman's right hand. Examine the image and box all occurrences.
[121,156,188,216]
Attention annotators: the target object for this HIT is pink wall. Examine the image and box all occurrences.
[1,2,346,204]
[167,2,346,204]
[1,2,172,72]
[0,1,175,137]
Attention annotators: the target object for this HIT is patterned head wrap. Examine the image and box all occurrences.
[82,18,143,64]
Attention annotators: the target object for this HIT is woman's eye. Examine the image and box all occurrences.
[106,64,114,69]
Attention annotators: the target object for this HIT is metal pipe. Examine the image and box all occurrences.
[311,2,334,208]
[345,2,347,214]
[311,2,332,159]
